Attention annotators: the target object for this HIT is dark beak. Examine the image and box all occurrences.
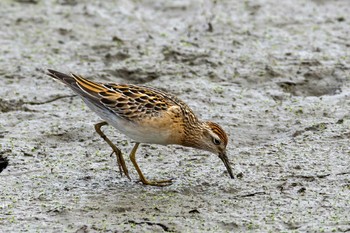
[219,152,234,179]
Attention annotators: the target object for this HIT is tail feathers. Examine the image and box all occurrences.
[71,73,106,94]
[47,69,102,104]
[47,69,77,86]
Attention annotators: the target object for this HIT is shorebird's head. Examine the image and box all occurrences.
[193,121,234,179]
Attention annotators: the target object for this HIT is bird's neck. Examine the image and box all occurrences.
[181,121,205,149]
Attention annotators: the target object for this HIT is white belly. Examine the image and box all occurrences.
[84,100,172,145]
[113,120,172,145]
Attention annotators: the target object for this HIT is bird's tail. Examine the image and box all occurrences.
[47,69,79,87]
[47,69,107,107]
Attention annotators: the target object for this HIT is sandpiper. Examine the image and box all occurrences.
[47,69,234,186]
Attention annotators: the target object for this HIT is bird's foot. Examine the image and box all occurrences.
[139,178,173,187]
[110,150,130,180]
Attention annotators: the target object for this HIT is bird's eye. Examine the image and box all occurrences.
[212,138,221,145]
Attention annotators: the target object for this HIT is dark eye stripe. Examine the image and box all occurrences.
[207,122,228,147]
[213,137,221,145]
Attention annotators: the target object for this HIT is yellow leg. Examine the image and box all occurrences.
[129,143,173,186]
[94,121,130,179]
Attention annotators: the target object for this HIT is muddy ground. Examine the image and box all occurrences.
[1,0,350,232]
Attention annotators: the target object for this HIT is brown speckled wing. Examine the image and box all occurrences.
[71,74,190,120]
[98,84,174,119]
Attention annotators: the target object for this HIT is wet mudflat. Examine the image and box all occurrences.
[0,0,349,232]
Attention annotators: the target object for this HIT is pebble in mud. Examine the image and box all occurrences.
[0,156,9,173]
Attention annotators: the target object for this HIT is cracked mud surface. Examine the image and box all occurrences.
[1,0,350,232]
